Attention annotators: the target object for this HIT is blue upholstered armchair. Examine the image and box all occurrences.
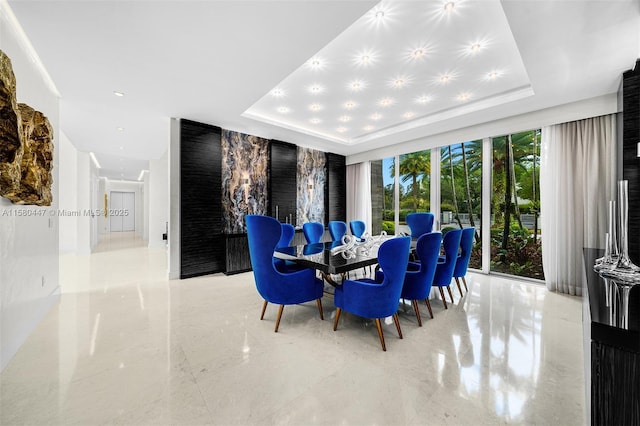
[432,228,462,309]
[302,222,324,244]
[246,215,324,332]
[400,231,442,326]
[406,212,435,238]
[349,220,366,241]
[453,227,475,297]
[328,221,347,242]
[333,236,411,351]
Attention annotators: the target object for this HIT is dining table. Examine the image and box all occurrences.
[274,235,413,286]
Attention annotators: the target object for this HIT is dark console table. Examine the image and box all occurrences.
[583,248,640,425]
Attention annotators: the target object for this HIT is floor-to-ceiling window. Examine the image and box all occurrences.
[369,128,543,281]
[490,130,543,280]
[440,141,482,269]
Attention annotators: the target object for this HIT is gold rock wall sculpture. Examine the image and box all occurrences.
[0,49,54,206]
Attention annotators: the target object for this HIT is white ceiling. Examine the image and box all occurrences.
[7,0,640,180]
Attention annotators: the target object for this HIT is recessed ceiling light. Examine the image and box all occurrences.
[119,146,124,150]
[336,127,348,133]
[415,95,432,104]
[363,125,374,131]
[338,115,352,123]
[113,91,125,97]
[487,70,501,80]
[309,103,322,111]
[343,101,357,110]
[354,50,377,67]
[403,112,415,119]
[375,10,385,19]
[348,80,366,91]
[370,113,382,121]
[271,88,285,98]
[308,84,324,94]
[277,106,290,114]
[469,42,483,53]
[439,74,452,84]
[457,92,472,102]
[410,48,427,60]
[378,98,394,107]
[117,127,125,131]
[390,77,409,89]
[308,57,324,70]
[444,1,455,13]
[310,118,322,124]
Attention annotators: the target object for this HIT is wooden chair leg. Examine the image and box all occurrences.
[375,318,386,351]
[455,277,463,297]
[424,298,434,318]
[274,305,285,332]
[393,313,403,339]
[462,276,468,291]
[316,298,324,320]
[412,300,422,326]
[260,300,268,320]
[333,307,342,331]
[447,285,455,304]
[438,287,448,309]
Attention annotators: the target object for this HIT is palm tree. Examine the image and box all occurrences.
[391,150,430,212]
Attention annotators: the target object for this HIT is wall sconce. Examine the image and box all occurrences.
[307,178,314,191]
[241,173,250,186]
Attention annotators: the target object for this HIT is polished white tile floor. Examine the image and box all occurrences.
[0,232,586,425]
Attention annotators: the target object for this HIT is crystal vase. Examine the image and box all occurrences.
[594,200,619,270]
[614,180,640,273]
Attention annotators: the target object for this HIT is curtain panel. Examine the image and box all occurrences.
[346,162,372,236]
[540,114,617,295]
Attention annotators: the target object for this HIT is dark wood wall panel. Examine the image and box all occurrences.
[225,234,252,275]
[326,153,346,223]
[623,60,640,264]
[180,119,225,278]
[269,140,297,225]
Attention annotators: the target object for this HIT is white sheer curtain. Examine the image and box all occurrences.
[540,114,616,295]
[346,162,372,235]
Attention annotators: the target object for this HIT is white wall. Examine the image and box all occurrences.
[76,152,92,254]
[58,131,78,253]
[169,118,180,279]
[142,171,149,242]
[0,3,60,371]
[149,150,168,249]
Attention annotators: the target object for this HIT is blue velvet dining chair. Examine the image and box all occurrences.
[453,227,475,297]
[303,222,324,244]
[399,231,442,326]
[406,212,435,239]
[432,228,462,309]
[328,221,347,242]
[333,236,411,351]
[349,220,366,241]
[246,215,324,332]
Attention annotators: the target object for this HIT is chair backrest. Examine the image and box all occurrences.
[406,212,434,238]
[246,215,283,299]
[350,220,366,238]
[302,222,324,243]
[371,236,412,316]
[413,231,442,283]
[277,223,295,248]
[433,228,463,286]
[454,227,475,278]
[328,221,347,242]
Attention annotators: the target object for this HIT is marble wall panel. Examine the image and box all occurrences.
[221,130,268,234]
[297,147,325,226]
